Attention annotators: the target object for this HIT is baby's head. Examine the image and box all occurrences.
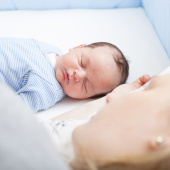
[55,42,129,99]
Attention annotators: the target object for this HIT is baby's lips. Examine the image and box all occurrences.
[66,73,70,83]
[64,69,70,84]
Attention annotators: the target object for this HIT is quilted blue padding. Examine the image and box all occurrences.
[142,0,170,58]
[0,0,141,10]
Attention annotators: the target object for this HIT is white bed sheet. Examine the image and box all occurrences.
[0,8,169,121]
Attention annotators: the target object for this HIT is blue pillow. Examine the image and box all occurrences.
[0,0,141,10]
[142,0,170,58]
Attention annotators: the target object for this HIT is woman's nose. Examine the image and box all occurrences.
[74,69,86,82]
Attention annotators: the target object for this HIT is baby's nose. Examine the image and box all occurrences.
[74,69,86,82]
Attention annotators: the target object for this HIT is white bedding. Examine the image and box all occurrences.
[0,8,169,121]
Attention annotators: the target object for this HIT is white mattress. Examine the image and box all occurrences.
[0,8,169,121]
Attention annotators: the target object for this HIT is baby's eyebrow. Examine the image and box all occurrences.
[84,54,90,67]
[86,57,90,66]
[83,55,94,92]
[86,57,95,92]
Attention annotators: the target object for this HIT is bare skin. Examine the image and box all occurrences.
[71,74,170,166]
[51,74,150,121]
[54,45,121,99]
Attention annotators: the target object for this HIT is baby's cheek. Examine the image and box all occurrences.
[61,58,67,67]
[64,85,78,98]
[56,69,63,82]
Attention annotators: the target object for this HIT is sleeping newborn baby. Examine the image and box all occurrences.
[0,38,129,112]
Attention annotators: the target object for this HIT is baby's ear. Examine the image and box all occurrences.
[148,136,170,151]
[69,44,86,51]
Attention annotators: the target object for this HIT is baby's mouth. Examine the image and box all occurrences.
[65,69,70,84]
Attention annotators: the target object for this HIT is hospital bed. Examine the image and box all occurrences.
[0,0,170,169]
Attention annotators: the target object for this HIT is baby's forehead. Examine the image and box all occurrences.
[90,59,121,92]
[83,45,120,73]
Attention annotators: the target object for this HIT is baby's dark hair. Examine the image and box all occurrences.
[86,42,129,85]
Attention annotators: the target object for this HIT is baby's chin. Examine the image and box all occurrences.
[64,90,89,99]
[66,93,87,99]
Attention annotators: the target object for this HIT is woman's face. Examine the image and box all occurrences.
[72,74,170,163]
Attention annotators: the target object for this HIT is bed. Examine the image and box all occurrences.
[0,2,169,121]
[0,0,170,169]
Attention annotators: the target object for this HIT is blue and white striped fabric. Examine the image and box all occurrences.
[0,38,66,112]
